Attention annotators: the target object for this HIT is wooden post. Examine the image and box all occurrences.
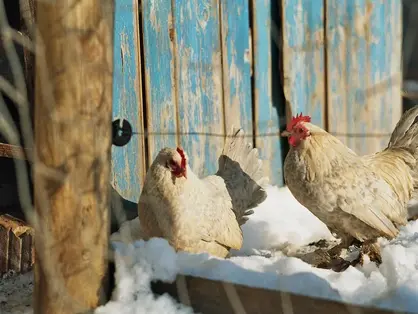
[33,0,114,313]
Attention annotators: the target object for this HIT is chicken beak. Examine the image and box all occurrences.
[281,130,291,137]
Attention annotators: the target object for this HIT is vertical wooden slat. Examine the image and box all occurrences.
[372,1,402,150]
[326,0,402,155]
[220,0,253,135]
[20,232,33,273]
[0,224,9,273]
[142,0,178,162]
[252,0,286,186]
[281,0,326,128]
[8,231,22,273]
[111,0,146,202]
[174,0,224,177]
[326,0,362,149]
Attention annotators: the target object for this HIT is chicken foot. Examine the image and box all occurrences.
[294,237,382,272]
[301,237,362,272]
[295,240,351,272]
[349,240,382,267]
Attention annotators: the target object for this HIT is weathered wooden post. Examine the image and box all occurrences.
[33,0,114,313]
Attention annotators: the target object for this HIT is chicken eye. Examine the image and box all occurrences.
[166,159,176,169]
[298,128,304,134]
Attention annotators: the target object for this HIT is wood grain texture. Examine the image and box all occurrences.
[282,0,326,128]
[252,0,285,186]
[173,0,224,177]
[34,0,113,312]
[8,230,22,273]
[0,223,10,273]
[0,214,35,275]
[142,0,178,163]
[326,0,402,154]
[220,0,253,135]
[152,275,408,314]
[111,0,146,202]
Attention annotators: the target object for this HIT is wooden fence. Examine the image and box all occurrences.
[111,0,402,203]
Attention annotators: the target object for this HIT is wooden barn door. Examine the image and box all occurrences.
[110,0,403,205]
[111,0,287,207]
[140,0,285,183]
[281,0,403,155]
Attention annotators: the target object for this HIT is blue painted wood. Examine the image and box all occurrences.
[220,0,253,136]
[282,0,325,128]
[326,0,366,150]
[252,0,285,186]
[173,0,224,178]
[142,0,178,163]
[326,0,402,155]
[111,0,146,202]
[369,1,402,151]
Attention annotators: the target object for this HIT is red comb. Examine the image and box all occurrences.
[176,147,186,169]
[286,113,311,132]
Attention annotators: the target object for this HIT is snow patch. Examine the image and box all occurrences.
[96,238,194,314]
[109,185,418,313]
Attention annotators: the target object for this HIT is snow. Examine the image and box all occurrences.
[4,185,418,313]
[105,186,418,314]
[95,238,195,314]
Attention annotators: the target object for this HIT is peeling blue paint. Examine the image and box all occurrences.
[283,0,325,127]
[221,0,253,135]
[174,0,224,177]
[142,0,177,162]
[254,0,285,186]
[111,0,144,202]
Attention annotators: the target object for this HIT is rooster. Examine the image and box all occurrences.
[138,128,268,258]
[282,107,418,269]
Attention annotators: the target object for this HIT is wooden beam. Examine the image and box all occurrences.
[34,0,114,313]
[152,275,409,314]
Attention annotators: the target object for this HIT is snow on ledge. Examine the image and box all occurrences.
[99,186,418,314]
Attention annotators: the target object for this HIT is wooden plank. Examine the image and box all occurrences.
[111,0,146,202]
[173,0,225,177]
[326,0,402,155]
[34,0,113,312]
[0,214,34,275]
[220,0,253,135]
[151,275,407,314]
[378,1,402,149]
[326,0,364,149]
[0,143,31,160]
[8,231,22,273]
[20,232,33,273]
[252,0,286,186]
[142,0,178,163]
[0,224,10,273]
[282,0,326,128]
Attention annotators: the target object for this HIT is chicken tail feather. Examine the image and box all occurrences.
[388,105,418,198]
[388,105,418,150]
[217,127,269,224]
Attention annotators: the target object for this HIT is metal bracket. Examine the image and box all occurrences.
[112,119,133,147]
